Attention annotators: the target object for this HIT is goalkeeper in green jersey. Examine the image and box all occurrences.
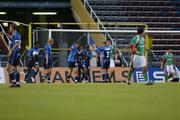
[127,27,153,85]
[161,49,175,82]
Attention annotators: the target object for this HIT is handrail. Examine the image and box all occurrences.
[83,0,115,45]
[83,0,129,66]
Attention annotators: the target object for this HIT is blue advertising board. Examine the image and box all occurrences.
[133,67,180,83]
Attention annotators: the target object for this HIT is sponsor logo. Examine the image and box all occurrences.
[3,67,129,83]
[134,68,165,83]
[135,71,148,83]
[153,71,165,82]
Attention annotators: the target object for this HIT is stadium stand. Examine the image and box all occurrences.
[86,0,180,66]
[88,0,180,29]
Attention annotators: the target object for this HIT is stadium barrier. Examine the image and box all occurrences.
[2,67,129,83]
[0,67,179,84]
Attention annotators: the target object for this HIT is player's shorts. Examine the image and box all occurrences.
[44,59,52,69]
[101,59,110,69]
[77,61,83,69]
[68,62,76,68]
[165,65,175,74]
[130,55,146,68]
[82,60,90,68]
[8,50,20,66]
[110,59,115,68]
[27,58,39,69]
[27,58,34,69]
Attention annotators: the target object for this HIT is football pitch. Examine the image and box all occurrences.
[0,83,179,120]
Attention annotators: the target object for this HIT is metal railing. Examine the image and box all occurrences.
[83,0,115,45]
[83,0,129,66]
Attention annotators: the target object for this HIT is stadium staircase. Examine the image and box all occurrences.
[85,0,180,66]
[71,0,105,46]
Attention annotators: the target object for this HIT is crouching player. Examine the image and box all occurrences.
[42,38,54,83]
[127,27,153,85]
[81,45,92,83]
[96,41,112,82]
[161,49,175,82]
[25,42,40,83]
[6,23,21,87]
[67,43,79,83]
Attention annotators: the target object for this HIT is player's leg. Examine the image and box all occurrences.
[164,71,168,82]
[141,56,153,85]
[81,67,85,81]
[142,66,150,84]
[31,62,39,83]
[81,60,89,82]
[25,67,32,83]
[7,53,15,83]
[165,65,170,82]
[10,66,20,87]
[78,67,82,83]
[25,59,33,82]
[105,68,110,82]
[46,69,51,83]
[6,63,13,83]
[167,65,175,82]
[101,59,106,82]
[127,55,135,85]
[74,66,80,83]
[47,60,52,83]
[86,67,90,82]
[41,71,46,83]
[127,65,134,85]
[67,67,73,83]
[74,61,82,83]
[10,51,21,87]
[14,52,21,86]
[109,69,115,81]
[67,62,75,83]
[42,60,51,83]
[12,66,20,86]
[102,59,110,82]
[82,66,89,83]
[101,68,106,82]
[41,62,47,83]
[6,63,11,73]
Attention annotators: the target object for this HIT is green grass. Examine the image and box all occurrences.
[0,83,180,120]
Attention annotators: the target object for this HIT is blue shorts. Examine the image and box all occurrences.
[82,60,90,68]
[8,50,20,66]
[68,62,76,68]
[77,61,83,69]
[27,58,39,69]
[44,59,52,69]
[101,59,110,69]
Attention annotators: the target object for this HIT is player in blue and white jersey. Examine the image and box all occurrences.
[25,41,40,83]
[6,23,21,87]
[81,45,92,82]
[42,38,54,83]
[96,41,112,82]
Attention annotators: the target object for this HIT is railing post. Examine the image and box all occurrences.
[97,20,100,29]
[90,9,93,17]
[105,33,107,41]
[49,29,52,39]
[84,0,86,8]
